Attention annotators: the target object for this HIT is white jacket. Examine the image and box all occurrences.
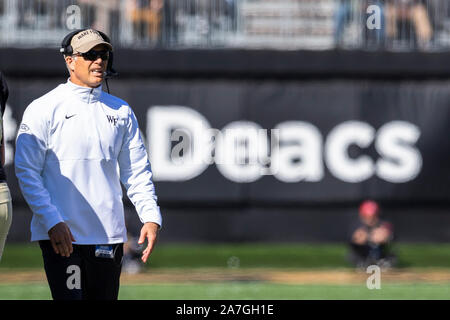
[15,80,162,244]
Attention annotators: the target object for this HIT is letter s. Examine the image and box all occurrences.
[376,121,422,183]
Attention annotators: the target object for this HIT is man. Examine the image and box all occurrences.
[0,71,13,262]
[385,0,433,49]
[349,200,395,269]
[15,29,162,300]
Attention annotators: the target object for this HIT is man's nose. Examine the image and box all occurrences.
[93,59,106,67]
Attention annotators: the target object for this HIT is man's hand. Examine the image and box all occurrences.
[352,228,368,245]
[138,222,160,263]
[370,226,390,244]
[48,222,76,257]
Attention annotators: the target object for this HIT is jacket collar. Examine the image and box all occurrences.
[65,79,103,103]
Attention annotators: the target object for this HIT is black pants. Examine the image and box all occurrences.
[39,240,123,300]
[350,242,388,263]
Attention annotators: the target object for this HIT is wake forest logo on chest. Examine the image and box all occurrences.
[106,115,118,126]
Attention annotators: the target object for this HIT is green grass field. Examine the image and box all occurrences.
[0,283,449,300]
[1,242,450,300]
[3,242,450,270]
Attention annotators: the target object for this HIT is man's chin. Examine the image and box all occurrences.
[89,78,103,87]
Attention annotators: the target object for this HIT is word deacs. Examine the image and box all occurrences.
[147,106,422,184]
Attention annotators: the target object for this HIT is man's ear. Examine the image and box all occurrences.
[65,56,76,73]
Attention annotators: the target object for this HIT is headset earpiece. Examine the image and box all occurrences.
[105,52,118,79]
[97,31,118,78]
[60,28,86,56]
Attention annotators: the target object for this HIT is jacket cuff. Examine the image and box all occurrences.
[44,212,65,233]
[139,206,162,229]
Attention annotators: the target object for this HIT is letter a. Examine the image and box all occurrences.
[66,265,81,290]
[366,5,381,30]
[366,265,381,289]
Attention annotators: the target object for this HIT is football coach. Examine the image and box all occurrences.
[14,29,162,300]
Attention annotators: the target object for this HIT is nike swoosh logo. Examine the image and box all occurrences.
[65,114,76,119]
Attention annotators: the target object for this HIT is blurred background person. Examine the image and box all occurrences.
[129,0,164,46]
[385,0,433,50]
[335,0,386,49]
[349,200,396,269]
[334,0,356,47]
[77,0,121,43]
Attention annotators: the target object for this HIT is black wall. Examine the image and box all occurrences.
[1,49,449,242]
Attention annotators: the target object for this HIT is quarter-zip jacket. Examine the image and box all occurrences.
[15,80,162,244]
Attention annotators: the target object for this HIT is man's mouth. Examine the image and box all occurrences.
[91,69,104,77]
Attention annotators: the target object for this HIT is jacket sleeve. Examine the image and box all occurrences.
[0,72,8,116]
[118,106,162,228]
[14,101,64,232]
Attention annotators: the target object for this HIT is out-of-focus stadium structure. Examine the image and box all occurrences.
[0,0,450,50]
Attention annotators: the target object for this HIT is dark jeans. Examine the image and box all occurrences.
[39,240,123,300]
[350,242,388,265]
